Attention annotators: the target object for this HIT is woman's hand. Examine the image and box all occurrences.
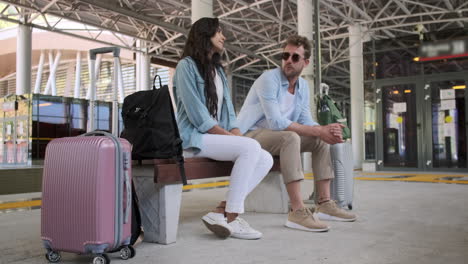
[229,128,243,136]
[207,125,234,135]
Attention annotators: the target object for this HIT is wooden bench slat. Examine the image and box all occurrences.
[156,160,234,183]
[132,157,280,184]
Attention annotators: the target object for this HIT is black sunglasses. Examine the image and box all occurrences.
[281,52,303,63]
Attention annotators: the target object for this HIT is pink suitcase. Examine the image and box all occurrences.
[41,132,135,264]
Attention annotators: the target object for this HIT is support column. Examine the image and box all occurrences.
[349,24,365,169]
[135,48,140,91]
[16,24,32,95]
[117,58,125,103]
[45,51,54,95]
[74,52,82,98]
[112,56,120,136]
[45,51,61,96]
[136,40,150,91]
[64,62,75,97]
[191,0,213,22]
[87,54,101,99]
[33,51,45,94]
[141,52,150,91]
[298,0,314,173]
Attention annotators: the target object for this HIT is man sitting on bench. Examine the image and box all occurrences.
[237,34,357,233]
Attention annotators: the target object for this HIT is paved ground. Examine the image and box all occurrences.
[1,178,467,264]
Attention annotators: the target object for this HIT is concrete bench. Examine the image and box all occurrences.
[132,157,289,245]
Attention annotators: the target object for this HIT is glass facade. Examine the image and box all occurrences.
[30,95,123,161]
[364,29,468,170]
[0,57,171,165]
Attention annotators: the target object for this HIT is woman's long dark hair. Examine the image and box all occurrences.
[181,17,223,118]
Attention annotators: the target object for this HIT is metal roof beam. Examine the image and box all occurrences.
[392,0,411,15]
[218,0,271,18]
[441,0,464,27]
[321,1,355,24]
[344,0,373,20]
[78,0,188,34]
[231,0,296,31]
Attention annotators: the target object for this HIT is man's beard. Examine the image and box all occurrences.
[282,66,302,78]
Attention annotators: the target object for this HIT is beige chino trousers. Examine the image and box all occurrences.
[245,129,334,184]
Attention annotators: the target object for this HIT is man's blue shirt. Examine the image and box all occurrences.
[237,68,318,134]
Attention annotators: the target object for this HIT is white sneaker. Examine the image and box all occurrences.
[201,212,232,238]
[228,217,262,240]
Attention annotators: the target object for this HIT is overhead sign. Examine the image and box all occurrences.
[418,38,468,61]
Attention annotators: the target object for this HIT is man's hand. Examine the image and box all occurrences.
[286,122,345,144]
[318,123,345,145]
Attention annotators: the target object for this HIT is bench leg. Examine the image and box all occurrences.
[244,171,289,214]
[133,176,182,245]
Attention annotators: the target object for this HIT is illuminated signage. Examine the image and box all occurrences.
[418,38,468,61]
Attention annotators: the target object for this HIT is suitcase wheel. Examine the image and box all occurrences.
[93,254,110,264]
[119,245,136,260]
[45,250,61,263]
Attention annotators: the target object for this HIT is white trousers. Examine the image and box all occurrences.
[194,134,273,214]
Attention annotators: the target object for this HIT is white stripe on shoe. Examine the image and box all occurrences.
[284,220,330,232]
[316,212,357,222]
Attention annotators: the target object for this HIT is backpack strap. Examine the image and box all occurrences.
[130,178,144,246]
[173,153,187,185]
[167,86,187,185]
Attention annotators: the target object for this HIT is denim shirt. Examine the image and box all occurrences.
[237,68,318,134]
[173,57,238,152]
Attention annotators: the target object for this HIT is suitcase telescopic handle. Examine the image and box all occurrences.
[89,47,121,60]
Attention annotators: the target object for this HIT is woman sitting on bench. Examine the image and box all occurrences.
[173,17,273,240]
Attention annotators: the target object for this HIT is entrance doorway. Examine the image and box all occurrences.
[375,72,467,171]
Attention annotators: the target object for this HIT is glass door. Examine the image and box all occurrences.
[377,82,420,168]
[424,78,467,169]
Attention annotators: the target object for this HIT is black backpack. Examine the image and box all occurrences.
[120,75,187,185]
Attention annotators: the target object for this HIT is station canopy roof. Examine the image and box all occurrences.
[1,0,467,98]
